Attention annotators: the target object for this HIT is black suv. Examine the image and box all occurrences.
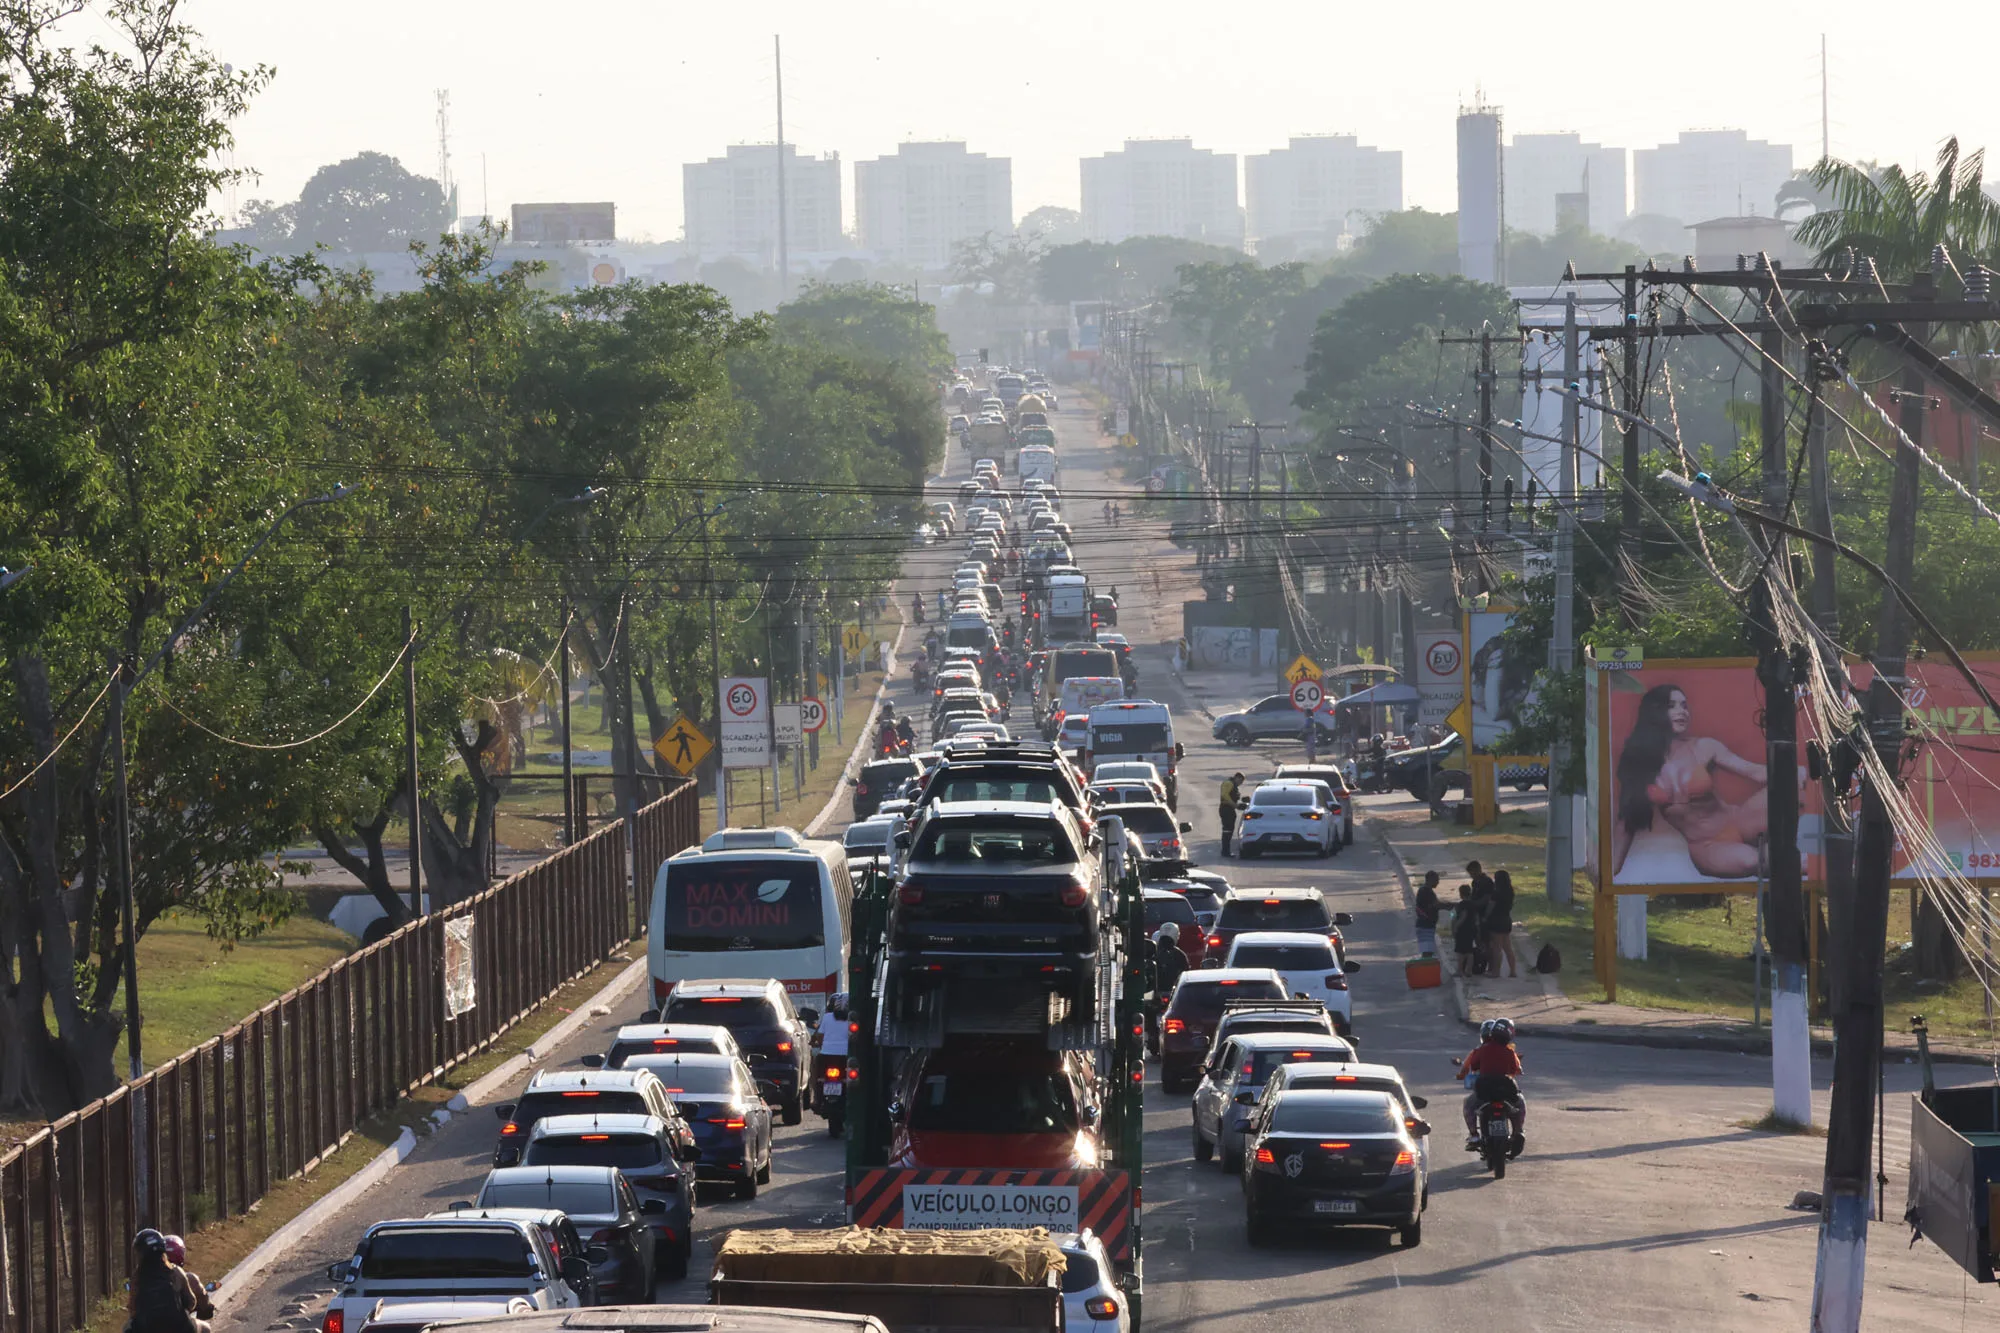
[852,757,921,820]
[648,979,813,1126]
[888,803,1100,1013]
[910,748,1088,817]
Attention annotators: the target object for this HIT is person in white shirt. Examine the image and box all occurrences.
[814,995,850,1058]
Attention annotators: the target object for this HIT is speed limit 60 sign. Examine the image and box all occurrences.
[799,696,828,733]
[1290,678,1325,712]
[718,676,772,768]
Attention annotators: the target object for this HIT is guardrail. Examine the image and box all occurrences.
[0,783,699,1333]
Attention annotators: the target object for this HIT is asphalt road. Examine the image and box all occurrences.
[221,394,1992,1333]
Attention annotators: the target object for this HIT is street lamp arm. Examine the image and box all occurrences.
[134,483,356,687]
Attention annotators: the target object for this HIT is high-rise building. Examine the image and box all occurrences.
[1456,104,1504,284]
[1633,130,1794,227]
[1245,135,1402,255]
[854,142,1012,270]
[1505,133,1628,237]
[682,143,842,263]
[1080,139,1242,247]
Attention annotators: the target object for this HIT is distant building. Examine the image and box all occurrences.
[1457,104,1505,284]
[854,141,1012,270]
[1505,133,1627,237]
[511,202,616,245]
[1080,139,1242,247]
[1245,135,1402,255]
[682,144,842,263]
[1688,215,1808,272]
[1634,131,1793,230]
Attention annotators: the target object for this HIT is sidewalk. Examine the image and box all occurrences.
[1371,805,1996,1065]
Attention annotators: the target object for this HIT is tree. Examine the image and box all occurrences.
[776,283,949,371]
[1335,208,1460,280]
[1036,236,1243,304]
[292,150,451,253]
[1505,224,1647,285]
[1018,206,1082,247]
[951,232,1043,305]
[1795,137,2000,280]
[1295,274,1511,417]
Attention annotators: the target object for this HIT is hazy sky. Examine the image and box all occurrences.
[160,0,1994,242]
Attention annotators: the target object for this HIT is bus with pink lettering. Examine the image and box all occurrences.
[646,827,854,1017]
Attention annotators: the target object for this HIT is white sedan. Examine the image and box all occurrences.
[1237,780,1337,857]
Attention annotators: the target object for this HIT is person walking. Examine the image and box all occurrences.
[1413,869,1442,957]
[1218,773,1246,857]
[1487,868,1520,978]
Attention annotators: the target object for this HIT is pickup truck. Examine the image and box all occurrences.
[710,1226,1064,1333]
[321,1216,590,1333]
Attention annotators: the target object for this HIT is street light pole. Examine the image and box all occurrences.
[701,493,726,831]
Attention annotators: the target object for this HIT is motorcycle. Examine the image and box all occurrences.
[814,1053,849,1138]
[911,657,933,692]
[1473,1099,1517,1178]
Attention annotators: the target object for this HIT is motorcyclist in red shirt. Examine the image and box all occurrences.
[1456,1018,1525,1152]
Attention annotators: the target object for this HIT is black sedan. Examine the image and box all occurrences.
[1241,1088,1427,1248]
[469,1166,655,1302]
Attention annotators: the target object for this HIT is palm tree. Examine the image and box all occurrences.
[1794,137,2000,281]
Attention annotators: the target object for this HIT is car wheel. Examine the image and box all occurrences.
[1514,780,1536,793]
[1193,1124,1213,1162]
[1400,1218,1424,1248]
[1220,724,1250,747]
[735,1170,759,1200]
[781,1090,804,1126]
[1240,844,1260,860]
[757,1152,773,1184]
[1343,821,1354,846]
[662,1233,690,1283]
[1315,834,1333,859]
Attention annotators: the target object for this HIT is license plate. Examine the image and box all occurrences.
[1487,1122,1509,1139]
[1313,1199,1359,1215]
[822,1081,843,1096]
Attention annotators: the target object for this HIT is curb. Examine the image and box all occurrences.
[1367,818,1467,1024]
[213,953,650,1308]
[805,613,910,839]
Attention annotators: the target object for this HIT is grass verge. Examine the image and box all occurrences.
[79,949,638,1333]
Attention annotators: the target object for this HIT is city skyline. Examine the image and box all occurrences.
[183,2,1969,244]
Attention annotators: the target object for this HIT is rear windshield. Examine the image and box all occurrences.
[912,820,1074,865]
[1051,651,1116,681]
[662,995,785,1041]
[1220,1017,1328,1043]
[1144,897,1198,930]
[863,761,919,784]
[512,1090,648,1137]
[1058,1250,1100,1294]
[1251,1048,1346,1082]
[909,1066,1078,1134]
[606,1036,722,1066]
[1252,788,1316,807]
[626,1062,739,1097]
[478,1178,618,1220]
[1108,807,1173,833]
[524,1133,662,1172]
[1091,723,1171,753]
[659,859,824,953]
[1177,888,1221,914]
[843,825,891,852]
[1231,942,1337,970]
[931,776,1058,804]
[1167,977,1286,1019]
[1218,898,1330,931]
[361,1228,532,1279]
[1270,1098,1400,1136]
[948,625,995,648]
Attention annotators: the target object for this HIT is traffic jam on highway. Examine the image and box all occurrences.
[287,370,1497,1333]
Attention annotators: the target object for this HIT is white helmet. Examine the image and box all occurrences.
[1154,922,1180,944]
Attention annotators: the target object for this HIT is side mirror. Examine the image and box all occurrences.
[560,1255,593,1285]
[446,1200,473,1211]
[1408,1119,1433,1138]
[1332,912,1354,927]
[1179,822,1192,833]
[639,1009,661,1024]
[1200,957,1220,969]
[848,777,860,787]
[1233,1091,1256,1106]
[894,831,913,849]
[493,1103,516,1122]
[798,1007,820,1026]
[1412,1095,1430,1110]
[579,1053,605,1069]
[326,1261,354,1284]
[678,1142,702,1162]
[640,1198,669,1215]
[1175,743,1187,760]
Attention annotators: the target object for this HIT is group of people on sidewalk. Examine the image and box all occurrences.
[1413,859,1519,979]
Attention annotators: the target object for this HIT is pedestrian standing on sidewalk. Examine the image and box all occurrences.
[1218,773,1245,857]
[1450,886,1479,977]
[1413,870,1442,956]
[1487,868,1520,978]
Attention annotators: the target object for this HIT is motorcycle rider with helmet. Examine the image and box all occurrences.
[1455,1017,1525,1154]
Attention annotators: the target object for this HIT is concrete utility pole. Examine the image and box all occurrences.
[1803,364,1853,1029]
[1752,281,1811,1127]
[1544,292,1578,908]
[702,493,726,831]
[1810,270,1933,1333]
[1618,265,1642,623]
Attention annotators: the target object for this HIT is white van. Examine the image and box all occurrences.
[1086,698,1181,803]
[1018,445,1059,486]
[647,827,853,1013]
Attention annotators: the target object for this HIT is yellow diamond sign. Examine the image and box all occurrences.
[653,716,713,776]
[1284,654,1323,686]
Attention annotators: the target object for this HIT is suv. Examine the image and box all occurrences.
[583,1022,740,1070]
[888,802,1100,1012]
[1211,695,1335,747]
[889,1039,1102,1169]
[323,1217,586,1333]
[1192,1030,1358,1170]
[519,1114,696,1279]
[1204,888,1352,969]
[652,979,813,1126]
[1272,763,1356,845]
[491,1068,683,1167]
[853,757,921,820]
[912,750,1088,816]
[1158,969,1289,1093]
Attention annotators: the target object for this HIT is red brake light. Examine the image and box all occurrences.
[1060,880,1088,908]
[324,1309,345,1333]
[1319,1142,1352,1150]
[561,1090,600,1097]
[1255,1147,1275,1164]
[500,1122,519,1135]
[711,1117,747,1130]
[1241,1062,1254,1075]
[1325,975,1347,990]
[580,1133,610,1141]
[1218,979,1237,986]
[699,997,743,1004]
[776,1041,792,1053]
[1291,1052,1315,1059]
[1394,1149,1416,1168]
[1085,1296,1120,1319]
[1334,1074,1358,1083]
[900,883,925,905]
[825,1065,842,1078]
[652,1039,678,1048]
[1206,936,1222,948]
[1164,1018,1184,1035]
[1262,898,1280,906]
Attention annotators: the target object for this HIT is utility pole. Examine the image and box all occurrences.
[701,494,726,831]
[774,34,788,300]
[1618,265,1642,623]
[618,591,642,911]
[560,599,575,845]
[1810,270,1933,1332]
[401,606,423,919]
[1753,282,1811,1127]
[1544,292,1579,908]
[795,596,807,797]
[1803,362,1852,1032]
[109,654,146,1225]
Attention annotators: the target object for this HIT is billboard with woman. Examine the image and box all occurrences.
[1588,655,1821,891]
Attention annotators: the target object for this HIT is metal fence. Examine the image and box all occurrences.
[0,783,699,1333]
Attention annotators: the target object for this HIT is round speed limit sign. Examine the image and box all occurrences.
[799,697,828,732]
[1290,679,1325,712]
[726,681,760,716]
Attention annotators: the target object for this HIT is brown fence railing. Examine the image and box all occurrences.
[0,782,701,1333]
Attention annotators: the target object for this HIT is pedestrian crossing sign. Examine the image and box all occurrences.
[654,716,713,775]
[1284,654,1323,686]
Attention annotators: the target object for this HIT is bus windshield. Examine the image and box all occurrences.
[658,860,825,953]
